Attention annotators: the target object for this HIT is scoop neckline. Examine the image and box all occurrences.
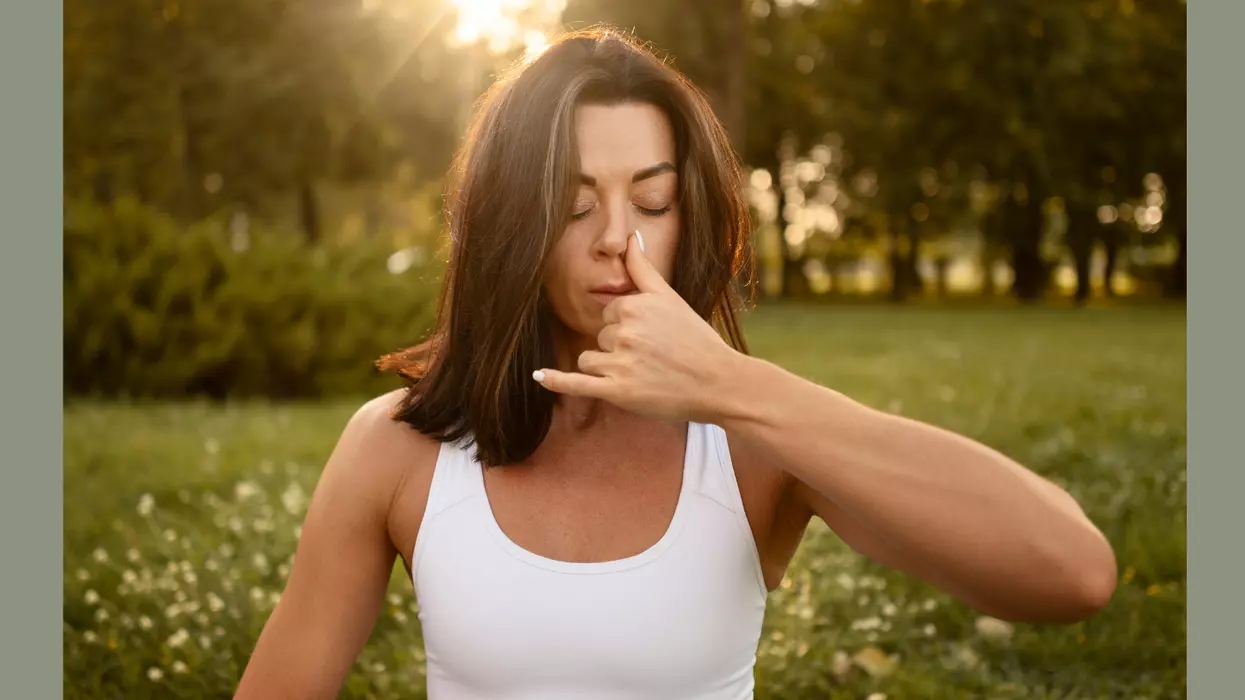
[476,421,696,574]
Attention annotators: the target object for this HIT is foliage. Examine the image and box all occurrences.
[64,197,442,399]
[64,306,1186,699]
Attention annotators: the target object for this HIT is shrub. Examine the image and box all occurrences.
[64,198,442,399]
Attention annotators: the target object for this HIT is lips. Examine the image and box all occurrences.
[589,283,637,306]
[589,283,637,295]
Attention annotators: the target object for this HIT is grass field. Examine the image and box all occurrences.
[63,305,1187,699]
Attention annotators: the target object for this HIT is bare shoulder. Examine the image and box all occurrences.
[312,389,441,535]
[339,388,441,477]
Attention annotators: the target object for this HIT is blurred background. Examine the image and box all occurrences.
[63,1,1186,698]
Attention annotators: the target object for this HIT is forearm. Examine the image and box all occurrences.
[710,353,1117,621]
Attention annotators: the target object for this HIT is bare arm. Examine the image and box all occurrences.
[234,392,431,699]
[716,355,1118,624]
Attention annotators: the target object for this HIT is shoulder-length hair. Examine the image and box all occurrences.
[377,27,755,468]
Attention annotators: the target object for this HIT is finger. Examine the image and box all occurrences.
[532,368,614,399]
[625,230,673,295]
[576,349,616,375]
[601,295,635,326]
[596,324,622,352]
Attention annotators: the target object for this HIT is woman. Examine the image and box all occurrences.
[235,28,1117,699]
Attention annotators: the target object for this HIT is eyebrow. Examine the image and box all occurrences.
[577,162,677,187]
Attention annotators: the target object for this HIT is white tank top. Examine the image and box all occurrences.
[410,421,769,699]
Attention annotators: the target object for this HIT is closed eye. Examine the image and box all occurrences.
[570,203,672,221]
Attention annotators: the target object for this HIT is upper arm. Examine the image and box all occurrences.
[788,478,927,576]
[234,390,437,700]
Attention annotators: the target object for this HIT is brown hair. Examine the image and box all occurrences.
[377,26,755,468]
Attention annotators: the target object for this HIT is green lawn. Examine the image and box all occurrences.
[64,305,1187,699]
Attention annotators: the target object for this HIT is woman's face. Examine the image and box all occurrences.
[543,101,681,340]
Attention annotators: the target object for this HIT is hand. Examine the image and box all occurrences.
[533,230,740,423]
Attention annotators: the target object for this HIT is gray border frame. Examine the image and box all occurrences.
[17,1,1214,698]
[1,0,63,696]
[1187,3,1238,697]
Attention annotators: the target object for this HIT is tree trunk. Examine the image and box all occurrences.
[1103,224,1122,297]
[719,1,747,153]
[934,256,950,299]
[1066,202,1097,306]
[889,217,915,302]
[299,180,321,244]
[771,165,804,299]
[1164,180,1187,299]
[1008,189,1047,302]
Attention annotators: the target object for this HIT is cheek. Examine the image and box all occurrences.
[541,237,584,315]
[649,216,680,282]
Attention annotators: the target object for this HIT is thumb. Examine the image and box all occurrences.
[625,230,672,295]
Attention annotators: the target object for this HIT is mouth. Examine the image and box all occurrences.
[589,283,637,306]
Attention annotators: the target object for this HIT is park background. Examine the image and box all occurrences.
[62,0,1187,698]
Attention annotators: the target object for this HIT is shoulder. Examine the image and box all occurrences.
[339,388,442,469]
[314,389,442,526]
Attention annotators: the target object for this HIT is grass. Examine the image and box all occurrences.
[63,305,1186,699]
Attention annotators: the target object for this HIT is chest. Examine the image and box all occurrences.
[480,434,687,565]
[413,492,768,699]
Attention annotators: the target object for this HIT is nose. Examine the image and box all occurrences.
[591,204,631,260]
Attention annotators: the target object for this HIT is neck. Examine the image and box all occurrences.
[548,319,631,432]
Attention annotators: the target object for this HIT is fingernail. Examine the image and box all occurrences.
[532,370,546,383]
[634,230,646,253]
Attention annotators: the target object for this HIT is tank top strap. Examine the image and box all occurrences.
[422,436,482,523]
[686,422,748,517]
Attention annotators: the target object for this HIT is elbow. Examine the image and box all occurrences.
[1075,541,1119,617]
[1046,533,1119,623]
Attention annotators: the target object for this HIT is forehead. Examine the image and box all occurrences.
[573,102,676,177]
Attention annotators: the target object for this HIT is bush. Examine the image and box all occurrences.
[64,198,442,399]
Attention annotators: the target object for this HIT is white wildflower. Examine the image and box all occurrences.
[172,661,188,674]
[167,628,190,648]
[147,667,164,682]
[84,589,100,605]
[75,569,90,582]
[137,493,155,517]
[126,548,141,563]
[975,616,1015,642]
[92,548,109,564]
[234,480,260,500]
[139,616,153,630]
[281,482,307,515]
